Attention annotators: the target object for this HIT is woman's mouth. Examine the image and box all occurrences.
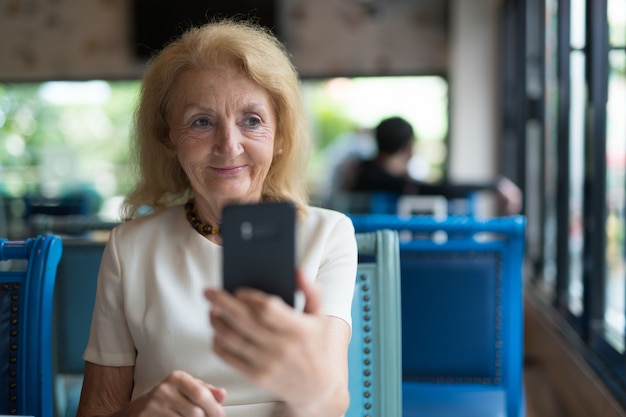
[211,165,245,175]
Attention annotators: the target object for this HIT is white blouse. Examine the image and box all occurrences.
[83,204,357,416]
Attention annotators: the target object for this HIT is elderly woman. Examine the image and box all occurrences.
[76,20,357,417]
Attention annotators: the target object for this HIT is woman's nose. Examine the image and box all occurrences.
[212,124,243,156]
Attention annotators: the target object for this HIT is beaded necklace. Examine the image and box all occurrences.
[185,199,220,236]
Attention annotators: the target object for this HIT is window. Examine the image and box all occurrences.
[0,80,139,222]
[539,0,626,404]
[567,0,587,318]
[604,0,626,352]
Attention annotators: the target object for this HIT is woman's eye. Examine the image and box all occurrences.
[243,116,262,128]
[192,117,211,128]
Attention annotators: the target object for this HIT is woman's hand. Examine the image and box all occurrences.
[77,364,227,417]
[133,370,228,417]
[204,270,350,416]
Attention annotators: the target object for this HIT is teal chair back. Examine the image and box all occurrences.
[0,235,62,417]
[346,230,402,417]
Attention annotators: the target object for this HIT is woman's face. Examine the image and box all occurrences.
[167,66,277,208]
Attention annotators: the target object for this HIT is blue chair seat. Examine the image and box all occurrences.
[403,383,507,417]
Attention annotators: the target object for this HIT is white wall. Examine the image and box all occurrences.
[0,0,449,80]
[278,0,448,77]
[0,0,140,80]
[448,0,501,216]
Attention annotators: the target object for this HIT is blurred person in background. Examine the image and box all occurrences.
[344,116,523,215]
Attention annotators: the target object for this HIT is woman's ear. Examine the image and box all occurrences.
[274,139,284,156]
[163,131,178,154]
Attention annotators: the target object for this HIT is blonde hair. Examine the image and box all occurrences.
[121,19,311,220]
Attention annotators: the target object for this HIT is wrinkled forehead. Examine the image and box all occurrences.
[163,61,254,110]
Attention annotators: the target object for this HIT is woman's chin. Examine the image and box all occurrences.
[211,189,262,205]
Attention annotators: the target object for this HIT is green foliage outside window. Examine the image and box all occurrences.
[0,81,139,200]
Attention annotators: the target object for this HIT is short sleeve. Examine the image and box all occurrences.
[82,227,137,366]
[315,214,358,328]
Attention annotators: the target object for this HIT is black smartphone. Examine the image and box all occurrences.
[222,201,296,306]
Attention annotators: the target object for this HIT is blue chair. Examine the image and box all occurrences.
[346,230,402,417]
[52,237,106,417]
[326,191,477,217]
[23,187,103,220]
[0,235,63,417]
[323,191,398,214]
[350,214,526,417]
[447,192,477,217]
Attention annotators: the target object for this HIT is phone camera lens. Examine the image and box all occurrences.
[240,222,253,240]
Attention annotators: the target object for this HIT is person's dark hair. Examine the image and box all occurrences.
[375,116,414,155]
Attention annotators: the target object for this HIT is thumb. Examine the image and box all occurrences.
[296,269,322,315]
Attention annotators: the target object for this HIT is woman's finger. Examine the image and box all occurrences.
[149,371,227,417]
[207,289,279,349]
[207,287,296,337]
[296,270,322,315]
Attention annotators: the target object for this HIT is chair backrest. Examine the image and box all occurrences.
[325,191,476,217]
[349,214,526,417]
[396,195,448,219]
[29,215,119,237]
[53,238,106,375]
[447,192,477,216]
[0,235,63,417]
[346,230,402,417]
[324,191,399,214]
